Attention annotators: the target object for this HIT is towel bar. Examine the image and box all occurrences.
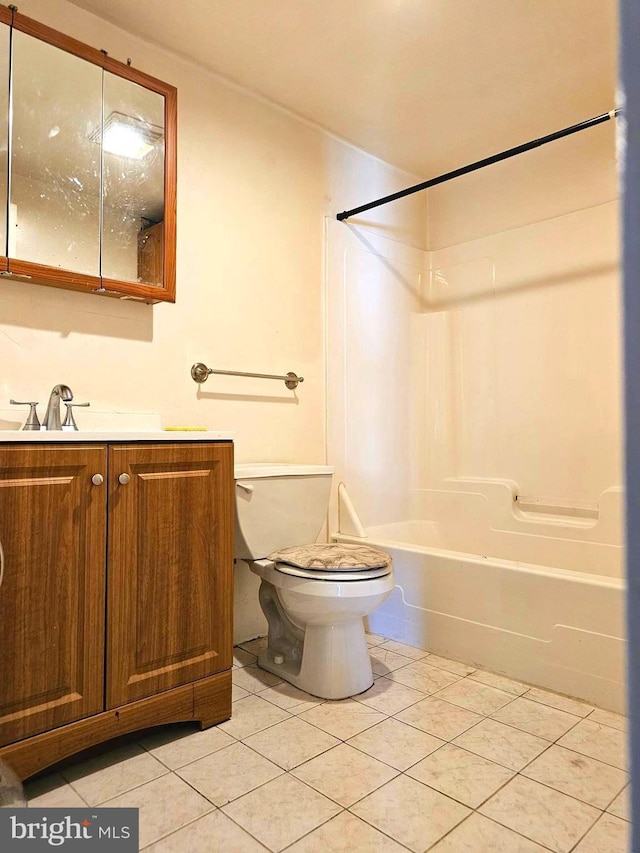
[191,362,304,390]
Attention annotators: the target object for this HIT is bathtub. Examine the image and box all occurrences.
[334,517,626,713]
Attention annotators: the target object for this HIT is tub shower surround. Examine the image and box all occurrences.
[326,200,623,712]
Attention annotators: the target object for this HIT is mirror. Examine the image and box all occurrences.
[10,29,102,276]
[0,23,8,260]
[0,4,177,302]
[101,72,165,287]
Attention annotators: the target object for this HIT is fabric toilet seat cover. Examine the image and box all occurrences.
[267,542,392,573]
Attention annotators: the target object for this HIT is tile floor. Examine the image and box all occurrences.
[24,634,631,852]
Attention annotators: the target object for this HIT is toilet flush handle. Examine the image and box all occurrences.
[236,482,254,494]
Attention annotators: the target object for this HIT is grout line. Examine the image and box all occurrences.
[239,731,340,775]
[600,782,630,818]
[569,809,611,852]
[344,798,428,852]
[220,775,346,851]
[215,799,285,852]
[545,739,629,773]
[424,811,558,853]
[344,730,446,774]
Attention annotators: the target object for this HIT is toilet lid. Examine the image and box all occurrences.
[274,562,392,581]
[268,542,391,572]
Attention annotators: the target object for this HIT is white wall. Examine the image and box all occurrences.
[326,219,429,533]
[0,0,426,455]
[0,0,427,643]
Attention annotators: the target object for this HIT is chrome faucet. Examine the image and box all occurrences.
[43,384,73,430]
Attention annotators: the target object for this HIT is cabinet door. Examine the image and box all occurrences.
[106,443,233,707]
[0,445,106,746]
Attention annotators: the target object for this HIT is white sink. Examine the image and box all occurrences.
[0,430,234,442]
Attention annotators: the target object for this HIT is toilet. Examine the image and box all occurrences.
[234,463,394,699]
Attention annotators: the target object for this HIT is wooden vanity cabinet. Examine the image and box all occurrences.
[0,441,233,780]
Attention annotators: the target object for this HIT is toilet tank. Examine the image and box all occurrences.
[234,463,333,560]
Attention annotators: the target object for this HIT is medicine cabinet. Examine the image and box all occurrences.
[0,6,177,303]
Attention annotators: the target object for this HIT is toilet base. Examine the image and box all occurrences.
[258,618,374,700]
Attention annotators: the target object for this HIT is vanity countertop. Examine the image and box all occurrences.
[0,430,234,442]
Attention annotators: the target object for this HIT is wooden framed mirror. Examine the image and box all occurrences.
[0,6,176,303]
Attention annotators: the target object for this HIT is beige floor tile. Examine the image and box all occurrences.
[436,678,515,716]
[376,639,430,660]
[221,773,341,852]
[232,664,283,693]
[176,741,282,806]
[573,813,631,852]
[406,743,514,808]
[139,724,236,770]
[589,708,627,732]
[369,647,413,676]
[452,718,549,771]
[429,813,550,852]
[298,699,386,740]
[491,696,581,741]
[607,785,630,821]
[524,687,594,718]
[422,654,476,676]
[259,681,325,714]
[395,696,482,741]
[292,743,398,807]
[347,718,444,771]
[351,774,470,853]
[286,810,407,852]
[238,636,268,656]
[218,694,291,740]
[356,676,424,715]
[232,684,250,702]
[469,670,529,696]
[365,632,387,647]
[243,716,340,770]
[25,772,87,808]
[522,744,628,809]
[142,809,269,852]
[557,719,628,770]
[102,773,214,849]
[388,660,460,694]
[233,647,258,668]
[479,775,600,853]
[61,742,168,806]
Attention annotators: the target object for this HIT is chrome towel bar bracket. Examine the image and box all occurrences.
[191,362,304,390]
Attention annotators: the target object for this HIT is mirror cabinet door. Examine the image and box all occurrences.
[101,72,165,288]
[10,29,102,278]
[0,21,8,264]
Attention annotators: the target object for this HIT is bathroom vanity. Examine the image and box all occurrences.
[0,434,233,780]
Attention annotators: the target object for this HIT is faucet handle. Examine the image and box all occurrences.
[10,400,41,431]
[62,401,90,432]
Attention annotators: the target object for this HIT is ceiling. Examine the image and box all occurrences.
[68,0,618,179]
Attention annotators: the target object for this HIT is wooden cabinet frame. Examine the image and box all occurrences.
[0,5,177,303]
[0,441,232,780]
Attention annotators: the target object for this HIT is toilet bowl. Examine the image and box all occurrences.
[234,464,394,699]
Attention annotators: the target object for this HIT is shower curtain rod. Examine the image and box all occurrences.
[336,109,620,222]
